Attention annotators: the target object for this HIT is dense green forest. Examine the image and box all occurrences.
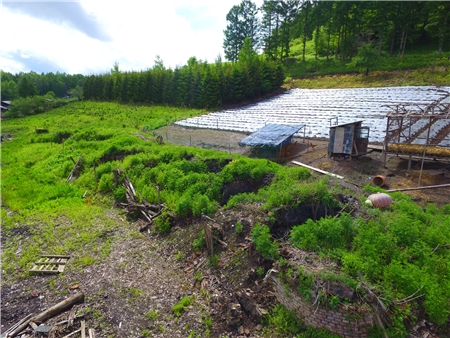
[1,70,84,101]
[224,0,450,62]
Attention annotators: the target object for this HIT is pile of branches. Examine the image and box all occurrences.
[113,169,164,231]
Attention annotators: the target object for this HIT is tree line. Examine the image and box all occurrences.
[224,0,450,63]
[1,70,84,101]
[82,42,284,108]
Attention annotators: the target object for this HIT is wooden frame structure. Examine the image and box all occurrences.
[382,93,450,185]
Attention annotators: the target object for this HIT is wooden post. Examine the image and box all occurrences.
[418,116,433,187]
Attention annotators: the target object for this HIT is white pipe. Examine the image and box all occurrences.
[292,161,344,179]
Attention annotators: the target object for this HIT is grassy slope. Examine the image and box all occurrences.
[1,102,206,277]
[284,39,450,88]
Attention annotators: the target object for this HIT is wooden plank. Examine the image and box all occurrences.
[31,270,60,274]
[39,255,70,258]
[368,144,384,151]
[81,320,86,338]
[34,260,67,265]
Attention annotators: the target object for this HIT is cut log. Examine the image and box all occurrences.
[8,291,84,337]
[32,291,85,323]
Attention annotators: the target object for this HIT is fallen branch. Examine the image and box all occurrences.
[114,169,164,228]
[213,235,228,248]
[61,329,81,338]
[66,155,84,183]
[2,313,34,337]
[394,286,424,305]
[8,291,84,337]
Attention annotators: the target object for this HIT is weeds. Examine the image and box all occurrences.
[172,296,192,317]
[145,310,159,321]
[235,221,243,234]
[251,223,279,260]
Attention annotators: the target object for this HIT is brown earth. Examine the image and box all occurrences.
[2,126,449,338]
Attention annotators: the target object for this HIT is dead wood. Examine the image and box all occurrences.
[235,290,268,318]
[204,224,214,255]
[2,313,34,337]
[113,169,164,229]
[8,291,84,337]
[61,329,81,338]
[81,320,86,338]
[66,155,84,183]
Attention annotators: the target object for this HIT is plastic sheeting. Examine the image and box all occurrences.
[238,124,305,148]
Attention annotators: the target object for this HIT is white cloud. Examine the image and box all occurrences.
[2,1,264,75]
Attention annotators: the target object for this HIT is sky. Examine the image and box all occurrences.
[1,0,263,76]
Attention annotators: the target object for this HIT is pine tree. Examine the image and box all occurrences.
[223,0,260,62]
[17,75,38,98]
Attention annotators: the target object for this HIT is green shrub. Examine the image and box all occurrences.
[251,223,279,260]
[192,230,206,251]
[290,213,355,252]
[98,173,114,192]
[113,187,126,202]
[154,211,171,233]
[176,195,193,216]
[95,162,113,180]
[191,194,216,217]
[297,267,315,301]
[265,304,304,335]
[207,254,219,268]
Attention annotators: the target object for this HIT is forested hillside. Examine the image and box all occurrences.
[224,0,450,62]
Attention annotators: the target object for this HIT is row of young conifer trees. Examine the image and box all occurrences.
[83,54,284,109]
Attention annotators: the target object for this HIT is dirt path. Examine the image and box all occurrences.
[1,211,211,338]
